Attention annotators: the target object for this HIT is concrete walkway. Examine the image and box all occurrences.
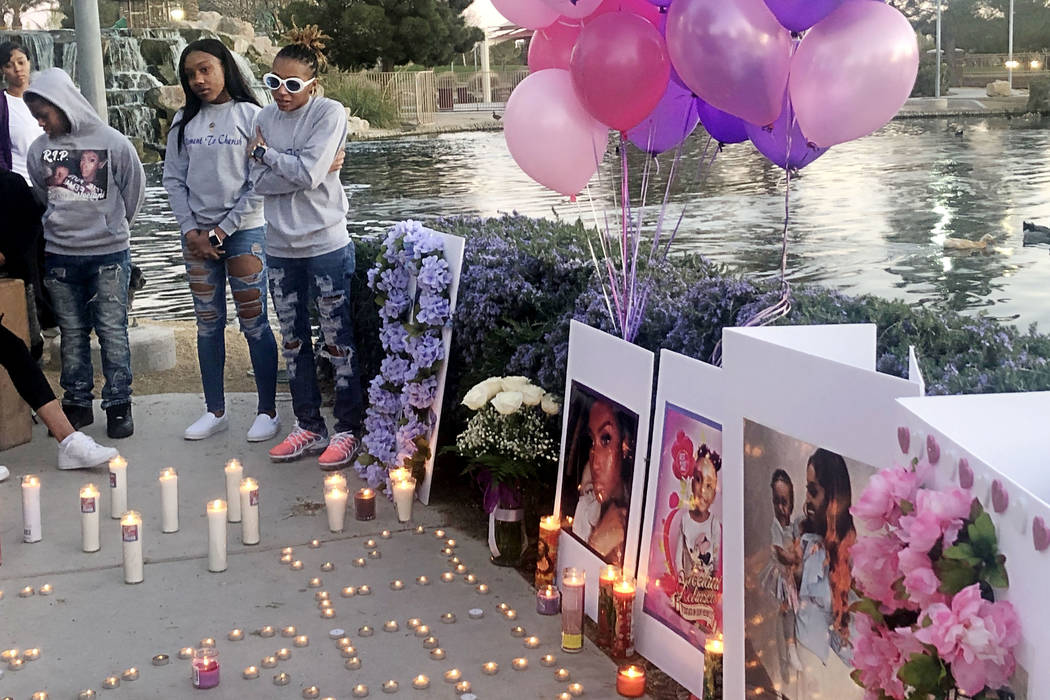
[0,394,628,699]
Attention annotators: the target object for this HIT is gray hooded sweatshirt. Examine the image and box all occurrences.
[25,68,146,256]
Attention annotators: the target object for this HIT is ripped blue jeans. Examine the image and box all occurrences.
[183,226,277,415]
[44,250,132,410]
[267,243,364,437]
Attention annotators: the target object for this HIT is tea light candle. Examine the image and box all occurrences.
[276,648,292,660]
[352,684,369,697]
[450,556,461,565]
[392,473,416,522]
[291,560,304,570]
[358,585,372,595]
[454,681,471,694]
[109,456,127,519]
[616,664,646,697]
[524,636,540,649]
[358,625,374,637]
[294,635,309,647]
[281,553,293,564]
[345,656,362,669]
[510,626,526,637]
[434,529,446,538]
[310,539,321,548]
[17,585,31,597]
[391,579,404,590]
[337,636,353,648]
[302,686,320,699]
[505,609,518,621]
[23,648,40,661]
[228,629,244,642]
[540,654,557,667]
[499,603,509,611]
[412,674,430,689]
[206,499,228,572]
[22,475,41,543]
[151,654,169,666]
[121,510,143,583]
[597,564,620,649]
[365,538,377,548]
[561,567,585,653]
[342,586,357,598]
[537,585,561,615]
[441,572,455,582]
[321,561,334,571]
[273,672,290,686]
[342,647,359,659]
[282,546,293,555]
[348,486,376,521]
[31,692,48,700]
[316,590,330,601]
[159,468,179,533]
[319,600,333,610]
[381,529,391,538]
[325,486,348,532]
[78,691,96,699]
[383,620,399,632]
[415,625,430,637]
[192,648,220,689]
[417,575,430,586]
[309,577,323,588]
[261,656,278,668]
[382,680,399,693]
[80,483,100,552]
[441,547,453,556]
[369,549,382,559]
[429,648,446,660]
[612,576,636,659]
[102,676,120,688]
[440,612,456,624]
[325,472,348,492]
[243,665,260,679]
[536,515,560,588]
[224,459,243,523]
[37,583,50,596]
[178,647,194,659]
[121,667,138,681]
[554,668,571,682]
[481,661,499,675]
[568,682,584,696]
[240,477,260,545]
[282,625,297,637]
[8,657,25,671]
[407,618,421,628]
[454,564,467,574]
[353,557,366,567]
[422,636,439,649]
[476,584,489,594]
[260,625,276,637]
[461,573,475,585]
[200,638,216,648]
[1,649,18,662]
[321,608,336,619]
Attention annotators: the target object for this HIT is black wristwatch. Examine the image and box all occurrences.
[252,144,267,162]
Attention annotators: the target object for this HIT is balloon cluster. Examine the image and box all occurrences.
[500,0,920,195]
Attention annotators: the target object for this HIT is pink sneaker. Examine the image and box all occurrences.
[318,431,361,471]
[269,426,329,462]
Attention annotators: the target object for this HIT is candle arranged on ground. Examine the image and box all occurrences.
[536,515,560,588]
[207,499,228,572]
[325,472,347,492]
[121,510,143,583]
[80,483,100,552]
[224,459,243,523]
[240,477,260,545]
[391,470,416,523]
[597,564,620,649]
[612,576,636,659]
[561,567,585,653]
[704,634,724,700]
[191,647,220,689]
[159,468,179,533]
[109,456,128,519]
[22,475,41,543]
[616,665,646,698]
[324,486,348,533]
[537,584,561,615]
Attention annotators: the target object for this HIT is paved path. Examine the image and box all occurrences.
[0,394,628,699]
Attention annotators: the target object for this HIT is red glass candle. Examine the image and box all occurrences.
[192,648,220,689]
[354,488,376,521]
[596,564,620,649]
[616,664,646,697]
[536,515,560,588]
[611,576,636,659]
[561,568,585,653]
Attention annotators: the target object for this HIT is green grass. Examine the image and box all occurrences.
[323,71,401,129]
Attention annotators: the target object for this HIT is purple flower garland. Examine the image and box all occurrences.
[354,221,452,492]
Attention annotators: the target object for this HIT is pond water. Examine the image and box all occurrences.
[130,117,1050,328]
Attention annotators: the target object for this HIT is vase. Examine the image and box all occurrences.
[488,505,527,567]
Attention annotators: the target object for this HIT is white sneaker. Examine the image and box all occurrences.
[184,411,229,440]
[0,465,8,482]
[246,412,281,442]
[58,432,119,470]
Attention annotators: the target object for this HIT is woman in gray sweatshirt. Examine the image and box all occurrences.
[249,34,364,470]
[163,38,280,444]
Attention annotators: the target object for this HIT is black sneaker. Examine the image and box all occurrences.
[106,403,134,439]
[63,403,94,430]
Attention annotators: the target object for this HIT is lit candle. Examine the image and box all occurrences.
[616,664,646,698]
[612,576,636,659]
[512,657,528,671]
[429,648,446,660]
[345,656,362,668]
[369,549,382,559]
[510,625,526,637]
[191,648,220,689]
[352,684,369,697]
[260,626,276,637]
[441,572,455,582]
[159,468,179,533]
[2,649,19,662]
[537,585,561,615]
[455,681,471,694]
[39,583,52,595]
[704,634,724,697]
[273,672,290,686]
[415,624,430,637]
[358,625,374,637]
[291,560,304,570]
[434,529,446,538]
[121,510,143,583]
[390,579,404,590]
[102,676,119,688]
[178,647,194,659]
[505,609,519,621]
[422,636,439,649]
[536,515,560,588]
[261,656,278,668]
[80,483,100,552]
[22,475,41,543]
[325,486,348,532]
[228,629,244,642]
[417,575,430,586]
[310,539,321,548]
[243,665,259,679]
[383,620,399,632]
[358,585,372,595]
[325,472,348,492]
[465,573,477,584]
[321,561,334,571]
[540,654,557,667]
[109,456,127,519]
[303,687,320,699]
[353,557,366,567]
[294,634,309,647]
[561,567,585,653]
[481,661,499,675]
[382,680,399,693]
[276,647,291,660]
[121,667,138,680]
[392,473,416,522]
[381,529,391,538]
[524,636,541,649]
[477,584,489,594]
[597,564,620,649]
[240,477,260,545]
[342,586,356,597]
[200,638,216,648]
[412,674,430,689]
[282,625,297,637]
[23,648,40,661]
[207,499,228,572]
[224,459,243,523]
[440,612,456,624]
[567,682,584,696]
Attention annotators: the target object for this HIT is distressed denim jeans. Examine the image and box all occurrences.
[268,243,364,437]
[183,226,278,415]
[44,250,132,410]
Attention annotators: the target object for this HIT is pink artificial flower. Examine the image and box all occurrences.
[914,584,1023,696]
[852,534,905,610]
[852,465,922,531]
[899,488,973,553]
[897,545,945,609]
[852,613,924,700]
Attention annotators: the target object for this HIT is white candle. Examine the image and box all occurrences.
[240,477,260,545]
[109,456,127,519]
[22,475,41,543]
[207,499,227,572]
[159,468,179,533]
[324,473,347,492]
[392,474,416,523]
[224,459,243,523]
[121,510,143,583]
[325,486,348,532]
[80,484,100,552]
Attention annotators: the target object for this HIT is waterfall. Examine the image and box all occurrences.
[0,30,54,72]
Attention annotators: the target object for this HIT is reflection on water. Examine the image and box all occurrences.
[130,117,1050,328]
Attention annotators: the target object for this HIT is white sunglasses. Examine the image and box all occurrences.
[262,73,316,94]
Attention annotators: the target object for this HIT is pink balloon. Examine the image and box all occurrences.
[540,0,604,19]
[789,1,918,147]
[503,69,609,197]
[528,20,583,72]
[587,0,661,25]
[570,12,671,132]
[665,0,791,125]
[491,0,560,30]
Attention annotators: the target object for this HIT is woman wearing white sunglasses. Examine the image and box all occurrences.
[248,29,365,470]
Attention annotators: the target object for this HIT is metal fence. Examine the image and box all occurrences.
[435,70,528,111]
[354,71,437,126]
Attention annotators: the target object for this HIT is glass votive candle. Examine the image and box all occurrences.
[616,664,646,697]
[537,585,561,615]
[355,488,377,521]
[191,648,220,689]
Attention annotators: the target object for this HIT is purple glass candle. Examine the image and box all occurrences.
[192,648,220,689]
[536,585,561,615]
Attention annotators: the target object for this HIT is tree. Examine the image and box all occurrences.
[280,0,483,70]
[891,0,1050,53]
[2,0,54,28]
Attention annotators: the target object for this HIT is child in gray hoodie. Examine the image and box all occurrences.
[24,68,145,439]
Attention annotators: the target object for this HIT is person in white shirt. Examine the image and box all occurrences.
[1,42,45,183]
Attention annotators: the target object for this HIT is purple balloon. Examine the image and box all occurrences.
[763,0,842,32]
[744,91,827,169]
[627,80,699,154]
[695,99,748,144]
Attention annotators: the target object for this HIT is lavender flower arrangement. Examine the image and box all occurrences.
[354,220,452,490]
